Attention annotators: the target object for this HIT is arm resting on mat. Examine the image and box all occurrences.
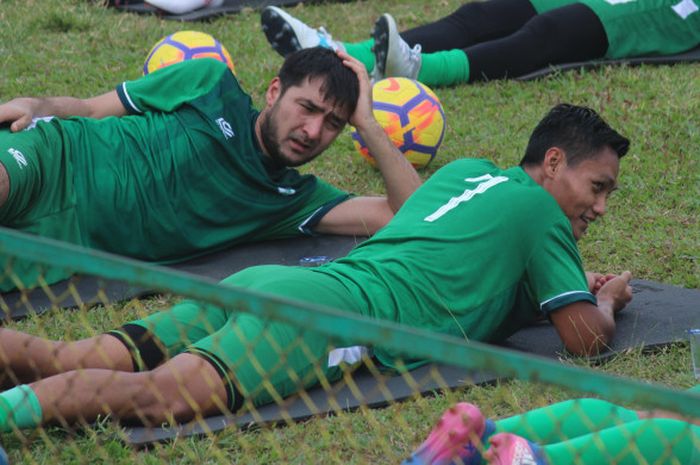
[0,91,126,132]
[551,271,632,356]
[316,51,422,236]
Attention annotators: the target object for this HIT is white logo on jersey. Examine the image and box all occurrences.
[424,174,509,222]
[672,0,699,19]
[216,117,235,139]
[277,187,296,195]
[8,148,27,169]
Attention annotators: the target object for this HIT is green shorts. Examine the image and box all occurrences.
[0,120,82,290]
[529,0,700,59]
[109,265,367,410]
[581,0,700,59]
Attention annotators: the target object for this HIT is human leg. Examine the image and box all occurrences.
[33,353,227,427]
[0,291,238,430]
[486,419,700,465]
[464,3,607,82]
[404,398,642,464]
[0,291,251,430]
[0,330,132,387]
[375,3,607,87]
[0,352,227,431]
[400,0,537,52]
[260,0,538,73]
[195,266,363,408]
[493,398,639,445]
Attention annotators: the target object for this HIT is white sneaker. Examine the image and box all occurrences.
[372,13,422,81]
[261,6,341,57]
[145,0,222,15]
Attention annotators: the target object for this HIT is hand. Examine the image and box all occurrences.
[0,98,41,132]
[586,271,617,295]
[336,50,375,131]
[596,271,633,314]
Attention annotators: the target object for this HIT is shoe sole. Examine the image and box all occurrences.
[260,7,301,57]
[371,14,390,80]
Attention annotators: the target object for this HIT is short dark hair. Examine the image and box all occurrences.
[520,103,630,167]
[277,46,359,117]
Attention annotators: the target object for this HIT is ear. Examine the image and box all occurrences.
[542,147,567,179]
[265,77,282,108]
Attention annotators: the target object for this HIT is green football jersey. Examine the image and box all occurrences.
[322,158,594,368]
[529,0,700,58]
[57,58,348,262]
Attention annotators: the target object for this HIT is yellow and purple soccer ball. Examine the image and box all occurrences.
[351,77,446,169]
[143,30,235,75]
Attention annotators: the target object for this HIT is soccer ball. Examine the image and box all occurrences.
[143,30,235,75]
[351,77,446,169]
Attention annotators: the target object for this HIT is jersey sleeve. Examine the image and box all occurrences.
[256,179,351,240]
[116,58,233,114]
[525,217,595,316]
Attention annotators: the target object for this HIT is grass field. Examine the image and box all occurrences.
[0,0,698,463]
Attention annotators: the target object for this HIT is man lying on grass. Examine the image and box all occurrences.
[0,103,632,432]
[0,47,420,291]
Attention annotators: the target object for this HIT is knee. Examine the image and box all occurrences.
[132,355,226,422]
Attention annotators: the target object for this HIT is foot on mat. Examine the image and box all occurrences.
[261,6,341,57]
[401,402,487,465]
[484,433,549,465]
[371,13,421,82]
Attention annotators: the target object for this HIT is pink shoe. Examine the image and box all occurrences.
[484,433,548,465]
[401,402,487,465]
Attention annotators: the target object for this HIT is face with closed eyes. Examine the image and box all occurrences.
[542,146,620,240]
[257,76,350,167]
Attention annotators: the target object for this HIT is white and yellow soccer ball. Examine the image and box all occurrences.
[351,77,446,169]
[143,30,235,75]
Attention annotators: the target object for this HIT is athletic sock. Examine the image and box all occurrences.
[0,384,43,431]
[417,49,470,87]
[342,39,375,72]
[495,399,640,445]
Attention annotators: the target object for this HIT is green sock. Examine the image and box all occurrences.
[342,39,375,72]
[417,49,470,88]
[494,398,639,445]
[0,384,43,431]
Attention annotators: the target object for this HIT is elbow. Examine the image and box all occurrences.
[365,209,395,235]
[564,325,615,357]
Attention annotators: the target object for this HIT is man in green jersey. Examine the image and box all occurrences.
[0,103,634,432]
[0,47,421,291]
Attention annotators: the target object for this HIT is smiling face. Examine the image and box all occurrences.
[257,76,350,167]
[543,146,620,240]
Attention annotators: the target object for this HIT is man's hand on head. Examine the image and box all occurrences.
[336,50,376,132]
[0,98,40,132]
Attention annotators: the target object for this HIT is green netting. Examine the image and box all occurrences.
[0,228,698,464]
